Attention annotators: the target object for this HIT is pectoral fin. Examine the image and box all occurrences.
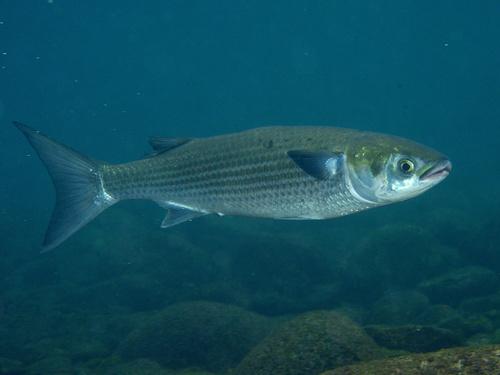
[287,150,344,180]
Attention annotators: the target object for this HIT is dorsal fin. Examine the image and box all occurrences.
[148,137,191,154]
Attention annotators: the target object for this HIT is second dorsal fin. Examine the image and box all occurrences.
[148,137,192,154]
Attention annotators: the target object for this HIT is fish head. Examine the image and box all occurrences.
[345,133,452,204]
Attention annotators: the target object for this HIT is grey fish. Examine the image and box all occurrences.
[15,122,451,251]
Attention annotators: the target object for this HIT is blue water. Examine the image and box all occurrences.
[1,1,499,374]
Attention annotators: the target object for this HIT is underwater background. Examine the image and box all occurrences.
[1,1,500,374]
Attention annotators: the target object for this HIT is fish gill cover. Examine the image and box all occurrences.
[0,1,499,374]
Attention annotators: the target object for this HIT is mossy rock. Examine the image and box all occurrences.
[173,368,215,375]
[27,354,73,375]
[320,345,500,375]
[104,358,217,374]
[342,224,459,300]
[236,310,380,375]
[68,338,110,362]
[470,216,500,271]
[369,290,430,325]
[0,357,23,375]
[106,358,171,375]
[173,369,217,375]
[467,329,500,345]
[460,292,500,314]
[416,304,462,325]
[418,266,499,304]
[120,301,273,372]
[364,324,462,352]
[416,304,493,338]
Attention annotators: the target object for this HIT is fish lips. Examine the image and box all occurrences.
[420,159,452,182]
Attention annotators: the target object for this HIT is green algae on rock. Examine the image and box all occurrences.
[119,301,273,372]
[364,324,461,352]
[416,304,493,339]
[467,329,500,346]
[26,354,73,375]
[342,224,459,302]
[104,358,218,375]
[418,266,499,305]
[369,290,430,325]
[0,357,23,375]
[106,358,171,375]
[236,310,380,375]
[416,304,463,326]
[460,292,500,315]
[320,345,500,375]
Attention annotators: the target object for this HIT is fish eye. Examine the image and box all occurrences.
[398,159,415,174]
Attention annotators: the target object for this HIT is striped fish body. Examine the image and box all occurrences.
[101,126,375,219]
[16,122,450,250]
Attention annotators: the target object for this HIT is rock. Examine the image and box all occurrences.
[320,345,500,375]
[416,304,461,325]
[364,324,462,352]
[334,304,368,325]
[0,357,23,375]
[427,207,475,250]
[460,292,500,314]
[64,274,167,312]
[27,354,73,375]
[467,329,500,346]
[418,266,499,304]
[250,292,305,316]
[70,339,109,362]
[415,303,493,338]
[120,301,273,372]
[486,310,500,328]
[416,304,468,336]
[232,233,333,315]
[468,216,500,271]
[174,370,216,375]
[340,224,460,302]
[369,290,430,325]
[102,358,218,375]
[302,283,344,311]
[236,310,380,375]
[106,358,171,375]
[452,315,494,336]
[467,333,496,346]
[105,358,216,375]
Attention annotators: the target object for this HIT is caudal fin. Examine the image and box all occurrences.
[14,122,116,251]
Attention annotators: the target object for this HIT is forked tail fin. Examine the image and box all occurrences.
[14,122,117,251]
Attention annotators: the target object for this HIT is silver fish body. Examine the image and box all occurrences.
[15,123,451,250]
[102,126,375,219]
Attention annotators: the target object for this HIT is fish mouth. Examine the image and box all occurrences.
[420,159,452,181]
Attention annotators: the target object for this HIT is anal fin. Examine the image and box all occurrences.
[158,202,206,228]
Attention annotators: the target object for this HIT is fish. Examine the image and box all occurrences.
[15,122,451,251]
